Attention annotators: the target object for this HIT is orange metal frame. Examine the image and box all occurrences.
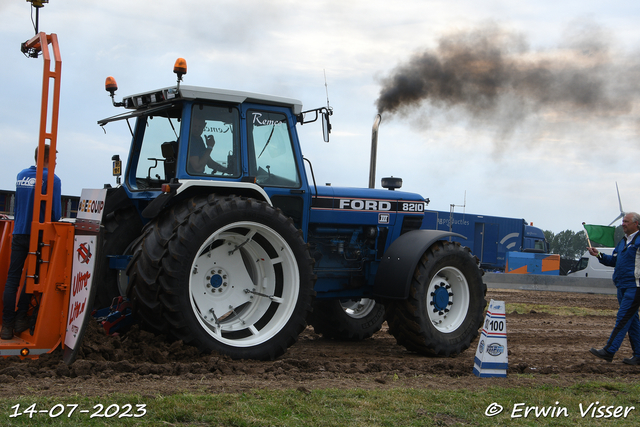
[0,33,73,358]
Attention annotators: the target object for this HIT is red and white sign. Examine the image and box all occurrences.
[64,235,96,350]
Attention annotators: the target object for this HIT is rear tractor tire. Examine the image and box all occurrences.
[384,240,486,357]
[309,298,385,341]
[127,195,315,361]
[93,206,143,309]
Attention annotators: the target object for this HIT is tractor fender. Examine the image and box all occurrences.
[373,230,466,300]
[141,183,182,219]
[141,180,273,219]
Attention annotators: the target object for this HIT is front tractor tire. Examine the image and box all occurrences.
[384,241,486,357]
[127,195,315,361]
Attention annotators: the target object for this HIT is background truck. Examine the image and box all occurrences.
[422,210,550,272]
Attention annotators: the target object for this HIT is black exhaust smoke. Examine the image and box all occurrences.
[375,22,640,137]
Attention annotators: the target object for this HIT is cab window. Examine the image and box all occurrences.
[187,105,240,178]
[247,110,300,188]
[133,108,181,190]
[534,239,546,251]
[574,257,588,272]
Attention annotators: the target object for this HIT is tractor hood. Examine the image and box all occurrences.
[310,185,427,226]
[314,185,425,204]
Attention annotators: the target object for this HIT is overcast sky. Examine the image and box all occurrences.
[1,0,639,233]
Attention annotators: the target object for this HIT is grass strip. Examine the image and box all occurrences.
[505,303,617,317]
[1,380,639,426]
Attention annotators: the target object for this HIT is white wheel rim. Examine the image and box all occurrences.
[189,221,299,347]
[426,266,470,333]
[340,298,377,319]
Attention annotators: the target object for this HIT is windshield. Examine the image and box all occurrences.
[247,110,300,188]
[534,239,548,252]
[132,107,181,190]
[574,257,588,272]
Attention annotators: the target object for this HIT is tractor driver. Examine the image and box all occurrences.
[188,114,231,175]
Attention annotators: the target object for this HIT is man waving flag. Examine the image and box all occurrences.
[588,213,640,366]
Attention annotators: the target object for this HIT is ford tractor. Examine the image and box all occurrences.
[0,2,485,361]
[94,59,487,361]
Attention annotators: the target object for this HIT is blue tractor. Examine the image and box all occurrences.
[96,59,486,361]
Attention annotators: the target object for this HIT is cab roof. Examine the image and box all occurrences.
[122,84,303,115]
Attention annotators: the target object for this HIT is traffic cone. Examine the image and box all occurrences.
[473,299,508,378]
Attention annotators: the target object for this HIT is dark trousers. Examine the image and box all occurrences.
[604,286,640,356]
[2,234,31,324]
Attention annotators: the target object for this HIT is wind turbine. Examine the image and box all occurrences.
[608,182,625,226]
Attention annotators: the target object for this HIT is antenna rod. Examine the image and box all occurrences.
[448,193,467,240]
[324,69,330,110]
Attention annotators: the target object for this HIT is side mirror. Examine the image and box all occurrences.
[298,106,333,142]
[322,111,331,142]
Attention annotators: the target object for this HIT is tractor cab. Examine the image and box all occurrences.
[98,59,334,236]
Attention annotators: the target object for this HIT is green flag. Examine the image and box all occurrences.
[583,224,616,247]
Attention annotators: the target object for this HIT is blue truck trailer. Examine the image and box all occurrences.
[422,210,550,271]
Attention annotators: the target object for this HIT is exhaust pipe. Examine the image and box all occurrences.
[368,114,382,189]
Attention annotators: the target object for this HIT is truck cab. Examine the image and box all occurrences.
[523,223,550,253]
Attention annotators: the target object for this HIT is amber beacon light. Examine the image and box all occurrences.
[173,58,187,78]
[105,76,118,95]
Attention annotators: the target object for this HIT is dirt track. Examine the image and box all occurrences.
[0,288,638,398]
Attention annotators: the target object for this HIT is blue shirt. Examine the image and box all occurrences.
[600,233,640,288]
[13,165,62,235]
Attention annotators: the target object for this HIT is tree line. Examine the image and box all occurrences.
[543,226,624,260]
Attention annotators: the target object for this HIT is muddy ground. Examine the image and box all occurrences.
[0,288,638,398]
